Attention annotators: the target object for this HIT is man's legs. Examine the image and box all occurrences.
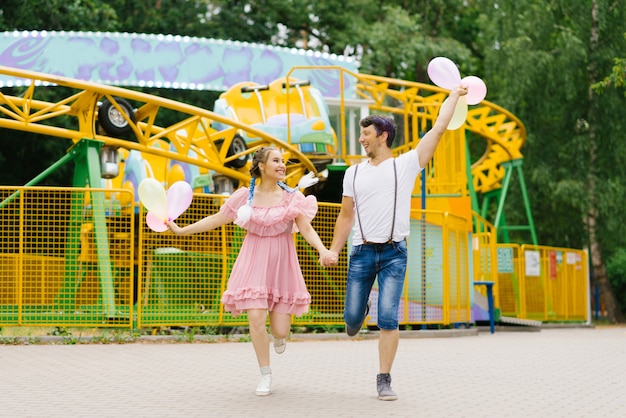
[344,245,376,335]
[375,240,407,401]
[379,328,399,373]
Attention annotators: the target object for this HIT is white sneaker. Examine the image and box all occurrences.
[273,337,286,354]
[255,374,272,396]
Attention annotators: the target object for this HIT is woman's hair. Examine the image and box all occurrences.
[243,146,295,209]
[360,115,396,147]
[249,146,278,178]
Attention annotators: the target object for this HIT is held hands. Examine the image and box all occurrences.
[319,249,339,267]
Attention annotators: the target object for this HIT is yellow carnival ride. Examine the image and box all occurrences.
[0,59,588,328]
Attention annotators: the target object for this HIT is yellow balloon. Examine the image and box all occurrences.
[446,96,468,130]
[138,178,168,220]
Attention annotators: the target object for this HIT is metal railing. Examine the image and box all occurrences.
[0,186,587,329]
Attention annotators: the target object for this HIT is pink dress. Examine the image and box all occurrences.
[219,187,316,317]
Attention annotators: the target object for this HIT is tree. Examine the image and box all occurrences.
[474,0,626,322]
[593,33,626,94]
[0,0,119,31]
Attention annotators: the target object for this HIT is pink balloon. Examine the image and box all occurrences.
[146,211,168,232]
[462,75,487,105]
[427,57,461,90]
[166,181,193,221]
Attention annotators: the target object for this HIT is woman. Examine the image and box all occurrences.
[168,146,334,396]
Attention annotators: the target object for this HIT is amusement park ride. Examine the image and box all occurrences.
[0,31,533,241]
[0,66,534,239]
[0,31,576,329]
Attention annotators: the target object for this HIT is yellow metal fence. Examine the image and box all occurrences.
[471,212,590,323]
[135,194,472,329]
[0,187,135,327]
[0,186,587,329]
[494,244,589,322]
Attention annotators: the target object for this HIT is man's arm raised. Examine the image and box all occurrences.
[415,85,468,168]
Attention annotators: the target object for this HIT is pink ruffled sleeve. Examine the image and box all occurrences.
[219,187,249,219]
[286,191,318,233]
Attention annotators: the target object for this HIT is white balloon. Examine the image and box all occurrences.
[428,57,462,90]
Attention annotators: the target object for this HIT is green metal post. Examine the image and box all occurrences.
[56,146,87,311]
[79,140,116,317]
[465,136,480,216]
[515,163,538,245]
[493,164,513,234]
[0,152,76,208]
[479,159,537,245]
[56,139,117,317]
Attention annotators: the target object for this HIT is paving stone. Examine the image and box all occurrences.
[0,327,624,417]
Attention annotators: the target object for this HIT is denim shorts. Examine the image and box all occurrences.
[344,240,408,330]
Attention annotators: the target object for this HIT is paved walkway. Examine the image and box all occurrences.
[1,326,625,417]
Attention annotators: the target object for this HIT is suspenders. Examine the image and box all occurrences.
[353,159,397,245]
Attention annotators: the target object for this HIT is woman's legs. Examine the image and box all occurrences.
[247,308,270,367]
[248,309,291,396]
[268,311,291,339]
[247,309,292,365]
[269,311,291,354]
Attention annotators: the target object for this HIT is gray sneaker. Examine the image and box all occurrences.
[346,299,371,337]
[377,373,397,401]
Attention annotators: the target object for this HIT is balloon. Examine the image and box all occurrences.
[138,178,168,221]
[462,75,487,105]
[427,57,461,90]
[146,211,168,232]
[445,95,468,130]
[166,181,193,221]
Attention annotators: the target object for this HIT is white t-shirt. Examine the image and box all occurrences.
[343,150,422,245]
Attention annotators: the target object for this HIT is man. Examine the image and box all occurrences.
[321,84,468,401]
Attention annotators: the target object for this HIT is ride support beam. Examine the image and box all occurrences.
[64,139,116,317]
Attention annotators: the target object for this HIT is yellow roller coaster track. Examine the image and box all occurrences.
[0,65,317,189]
[348,70,526,194]
[0,65,526,197]
[278,65,526,196]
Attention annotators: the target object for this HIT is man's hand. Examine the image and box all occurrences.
[450,84,469,98]
[319,250,339,267]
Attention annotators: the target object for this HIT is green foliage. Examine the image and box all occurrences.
[597,57,626,90]
[357,5,470,80]
[606,248,626,312]
[592,29,626,95]
[0,0,119,31]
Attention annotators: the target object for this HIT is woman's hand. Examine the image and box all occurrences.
[167,221,182,235]
[319,249,339,267]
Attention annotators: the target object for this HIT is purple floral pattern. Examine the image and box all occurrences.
[0,31,357,97]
